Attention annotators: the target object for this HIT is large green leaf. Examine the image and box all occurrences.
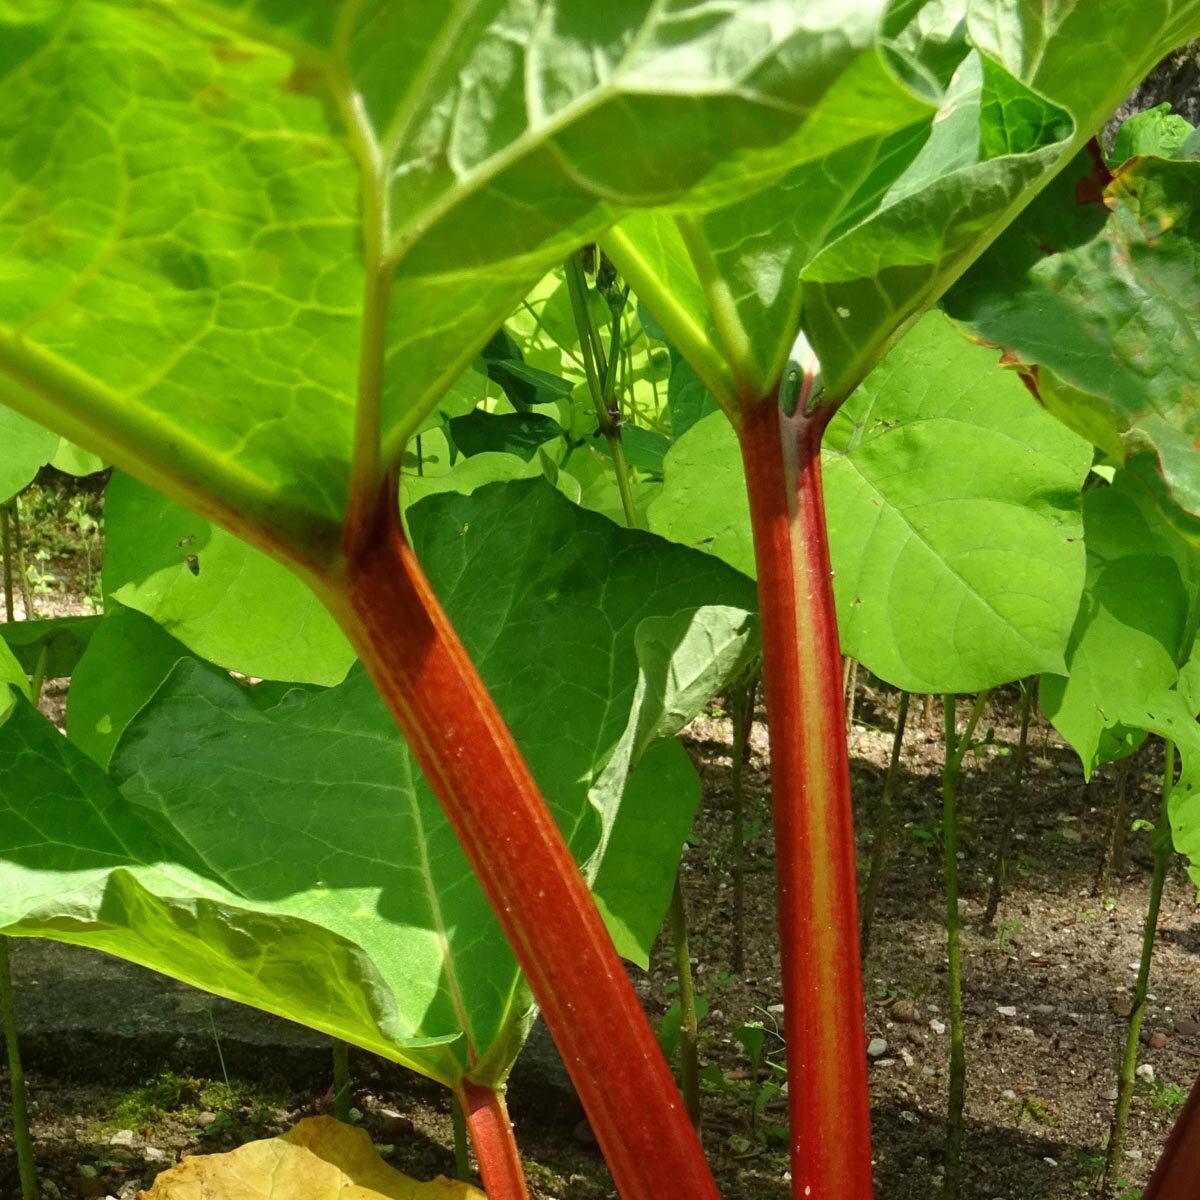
[606,5,1200,409]
[1042,471,1200,774]
[103,472,354,685]
[648,312,1091,691]
[0,406,56,503]
[946,153,1200,532]
[0,1,896,570]
[0,478,756,1087]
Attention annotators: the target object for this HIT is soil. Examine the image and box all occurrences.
[2,639,1196,1198]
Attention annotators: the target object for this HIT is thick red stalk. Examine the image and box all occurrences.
[738,393,874,1199]
[333,480,720,1200]
[1144,1071,1200,1198]
[460,1081,531,1200]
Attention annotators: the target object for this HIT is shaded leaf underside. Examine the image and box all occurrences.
[0,479,757,1089]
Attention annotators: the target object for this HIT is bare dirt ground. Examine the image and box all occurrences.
[2,650,1196,1199]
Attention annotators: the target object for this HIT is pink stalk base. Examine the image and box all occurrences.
[1144,1071,1200,1198]
[738,395,874,1199]
[460,1082,531,1200]
[335,480,719,1200]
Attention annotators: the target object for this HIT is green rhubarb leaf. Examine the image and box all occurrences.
[650,313,1091,692]
[66,606,198,768]
[0,407,56,503]
[0,1,880,571]
[0,635,29,717]
[103,473,354,686]
[609,6,1200,411]
[399,451,580,517]
[49,439,106,478]
[1041,471,1200,774]
[0,478,756,1087]
[1116,689,1200,887]
[446,411,564,463]
[946,154,1200,533]
[1111,103,1195,163]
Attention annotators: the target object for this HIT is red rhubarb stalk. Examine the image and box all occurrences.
[1145,1071,1200,1198]
[460,1081,531,1200]
[738,385,874,1199]
[332,476,720,1200]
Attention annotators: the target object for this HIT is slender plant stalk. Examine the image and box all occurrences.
[331,1040,351,1122]
[1103,740,1175,1199]
[941,691,989,1200]
[0,506,13,623]
[737,388,872,1199]
[668,879,701,1129]
[8,501,33,620]
[459,1081,531,1200]
[923,693,934,730]
[564,252,641,527]
[334,480,719,1200]
[845,656,859,733]
[729,676,757,975]
[0,940,35,1200]
[451,1093,471,1182]
[0,516,36,1199]
[1144,1069,1200,1199]
[28,645,48,709]
[982,679,1034,926]
[1096,756,1134,898]
[860,690,911,960]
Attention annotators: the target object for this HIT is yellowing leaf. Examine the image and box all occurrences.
[137,1117,484,1200]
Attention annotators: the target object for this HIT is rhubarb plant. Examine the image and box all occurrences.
[2,5,1200,1200]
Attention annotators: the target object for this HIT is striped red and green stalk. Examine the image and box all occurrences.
[329,473,720,1200]
[738,377,874,1200]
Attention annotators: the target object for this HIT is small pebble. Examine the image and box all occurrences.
[1136,1063,1156,1083]
[867,1037,889,1059]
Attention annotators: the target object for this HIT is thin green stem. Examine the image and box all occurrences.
[29,643,48,708]
[332,1040,352,1122]
[565,252,640,528]
[983,679,1034,926]
[844,656,859,733]
[941,691,989,1200]
[1103,740,1175,1198]
[730,677,757,975]
[0,506,13,624]
[0,939,37,1200]
[668,878,701,1129]
[9,500,33,620]
[860,690,910,960]
[452,1092,471,1182]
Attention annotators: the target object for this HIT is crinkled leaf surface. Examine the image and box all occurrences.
[946,153,1200,531]
[0,0,888,569]
[1111,102,1195,163]
[606,4,1200,409]
[140,1116,482,1200]
[649,313,1091,691]
[0,479,756,1086]
[1042,471,1200,773]
[103,472,354,685]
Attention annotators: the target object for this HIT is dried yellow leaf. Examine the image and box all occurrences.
[137,1116,486,1200]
